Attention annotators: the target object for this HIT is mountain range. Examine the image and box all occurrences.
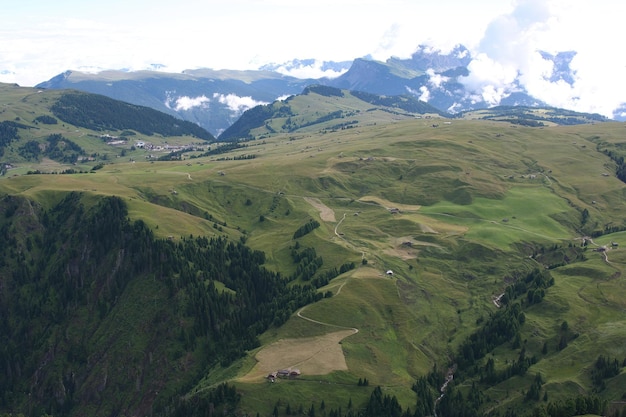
[36,44,599,138]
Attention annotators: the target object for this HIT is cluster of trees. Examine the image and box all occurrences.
[33,115,58,124]
[26,168,91,175]
[45,133,85,163]
[457,302,527,368]
[480,106,606,125]
[481,348,538,385]
[0,120,20,157]
[530,243,587,270]
[167,383,241,417]
[194,142,248,157]
[311,261,356,288]
[357,377,370,386]
[499,268,554,307]
[50,92,214,140]
[602,148,626,185]
[17,134,86,163]
[530,395,607,417]
[525,373,545,401]
[293,219,321,239]
[265,386,412,417]
[302,85,345,98]
[290,245,323,281]
[591,355,624,391]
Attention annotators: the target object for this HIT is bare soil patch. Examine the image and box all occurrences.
[304,197,336,222]
[238,330,354,382]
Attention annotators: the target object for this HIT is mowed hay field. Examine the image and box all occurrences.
[238,328,355,382]
[4,116,626,414]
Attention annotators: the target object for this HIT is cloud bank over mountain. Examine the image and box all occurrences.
[165,92,267,115]
[1,0,623,118]
[456,0,626,118]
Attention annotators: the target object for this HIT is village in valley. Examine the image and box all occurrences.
[101,133,209,159]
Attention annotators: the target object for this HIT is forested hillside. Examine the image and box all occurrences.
[50,92,215,140]
[0,193,318,417]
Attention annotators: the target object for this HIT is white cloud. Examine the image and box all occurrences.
[276,61,348,79]
[171,95,211,111]
[213,93,268,113]
[418,86,430,102]
[426,69,448,89]
[460,53,519,105]
[163,92,267,114]
[274,60,347,79]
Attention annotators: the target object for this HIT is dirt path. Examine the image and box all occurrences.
[296,306,359,334]
[334,213,346,238]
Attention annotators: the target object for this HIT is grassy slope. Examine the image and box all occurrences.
[2,88,626,415]
[244,89,443,140]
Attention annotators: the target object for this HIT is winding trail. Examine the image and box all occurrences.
[334,213,347,238]
[296,305,359,335]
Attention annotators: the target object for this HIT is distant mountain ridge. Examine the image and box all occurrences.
[37,69,315,137]
[36,43,608,137]
[219,84,448,141]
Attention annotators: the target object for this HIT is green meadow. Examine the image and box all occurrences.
[2,83,626,415]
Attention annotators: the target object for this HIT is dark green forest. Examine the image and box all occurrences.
[17,134,86,163]
[50,92,215,140]
[0,193,319,417]
[0,121,22,158]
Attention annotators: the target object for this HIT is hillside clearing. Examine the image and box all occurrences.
[238,329,355,382]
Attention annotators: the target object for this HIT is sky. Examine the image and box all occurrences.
[1,0,625,118]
